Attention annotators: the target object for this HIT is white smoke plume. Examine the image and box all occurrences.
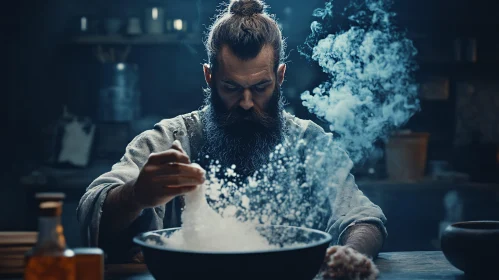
[300,0,420,162]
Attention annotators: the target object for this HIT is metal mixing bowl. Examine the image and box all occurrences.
[134,225,332,280]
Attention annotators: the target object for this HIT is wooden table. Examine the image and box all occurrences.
[102,251,465,280]
[374,251,464,280]
[0,251,466,280]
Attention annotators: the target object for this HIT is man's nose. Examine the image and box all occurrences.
[239,89,254,110]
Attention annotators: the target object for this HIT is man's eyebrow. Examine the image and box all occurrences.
[221,79,272,87]
[221,80,241,86]
[252,79,272,86]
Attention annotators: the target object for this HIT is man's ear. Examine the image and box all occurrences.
[277,63,286,86]
[203,63,212,86]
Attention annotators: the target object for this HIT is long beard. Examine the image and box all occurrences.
[200,85,285,178]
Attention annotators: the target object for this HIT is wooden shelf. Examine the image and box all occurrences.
[69,33,203,45]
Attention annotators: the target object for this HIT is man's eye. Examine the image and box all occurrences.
[253,85,267,92]
[224,85,239,92]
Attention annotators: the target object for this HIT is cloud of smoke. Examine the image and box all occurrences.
[300,0,420,162]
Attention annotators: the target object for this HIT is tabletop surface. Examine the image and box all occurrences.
[374,251,464,280]
[1,251,467,280]
[103,251,466,280]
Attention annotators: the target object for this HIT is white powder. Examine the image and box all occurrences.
[163,183,277,252]
[153,141,336,253]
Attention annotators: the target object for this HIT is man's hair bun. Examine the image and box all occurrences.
[229,0,264,17]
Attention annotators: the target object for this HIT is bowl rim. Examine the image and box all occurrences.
[449,220,499,233]
[133,225,332,255]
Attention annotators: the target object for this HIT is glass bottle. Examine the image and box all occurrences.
[24,193,76,280]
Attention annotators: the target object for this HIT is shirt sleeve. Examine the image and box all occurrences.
[76,125,173,262]
[302,120,387,246]
[325,173,387,246]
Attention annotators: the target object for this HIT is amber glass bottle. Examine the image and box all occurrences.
[24,193,76,280]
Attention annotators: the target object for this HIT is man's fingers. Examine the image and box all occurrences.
[326,246,339,256]
[145,163,205,177]
[151,174,205,186]
[147,150,190,165]
[170,140,190,163]
[170,140,187,154]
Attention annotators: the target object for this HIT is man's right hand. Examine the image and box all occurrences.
[100,140,205,236]
[128,140,206,209]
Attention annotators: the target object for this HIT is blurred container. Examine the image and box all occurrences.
[127,17,142,35]
[145,6,164,34]
[419,76,449,100]
[97,63,141,122]
[428,160,451,176]
[67,15,99,35]
[385,132,430,181]
[465,38,478,62]
[453,38,462,61]
[104,18,122,34]
[454,38,477,62]
[166,18,188,33]
[73,248,104,280]
[24,193,76,280]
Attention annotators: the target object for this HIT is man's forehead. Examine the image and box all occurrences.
[217,45,275,83]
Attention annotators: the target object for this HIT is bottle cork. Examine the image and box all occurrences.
[35,192,65,216]
[35,192,66,201]
[38,201,63,217]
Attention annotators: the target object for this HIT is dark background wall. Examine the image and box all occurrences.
[8,0,499,168]
[9,0,327,164]
[3,0,499,250]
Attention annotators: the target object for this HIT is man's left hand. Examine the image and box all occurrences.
[323,245,379,280]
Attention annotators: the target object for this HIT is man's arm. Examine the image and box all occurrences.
[77,126,170,254]
[340,223,384,259]
[301,122,388,252]
[99,180,143,237]
[99,141,203,238]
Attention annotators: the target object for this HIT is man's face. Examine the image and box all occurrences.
[201,45,286,177]
[204,44,286,136]
[214,45,278,114]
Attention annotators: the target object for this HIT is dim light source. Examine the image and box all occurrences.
[173,19,183,31]
[80,17,87,31]
[152,8,159,20]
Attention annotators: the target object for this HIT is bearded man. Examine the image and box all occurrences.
[77,0,387,277]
